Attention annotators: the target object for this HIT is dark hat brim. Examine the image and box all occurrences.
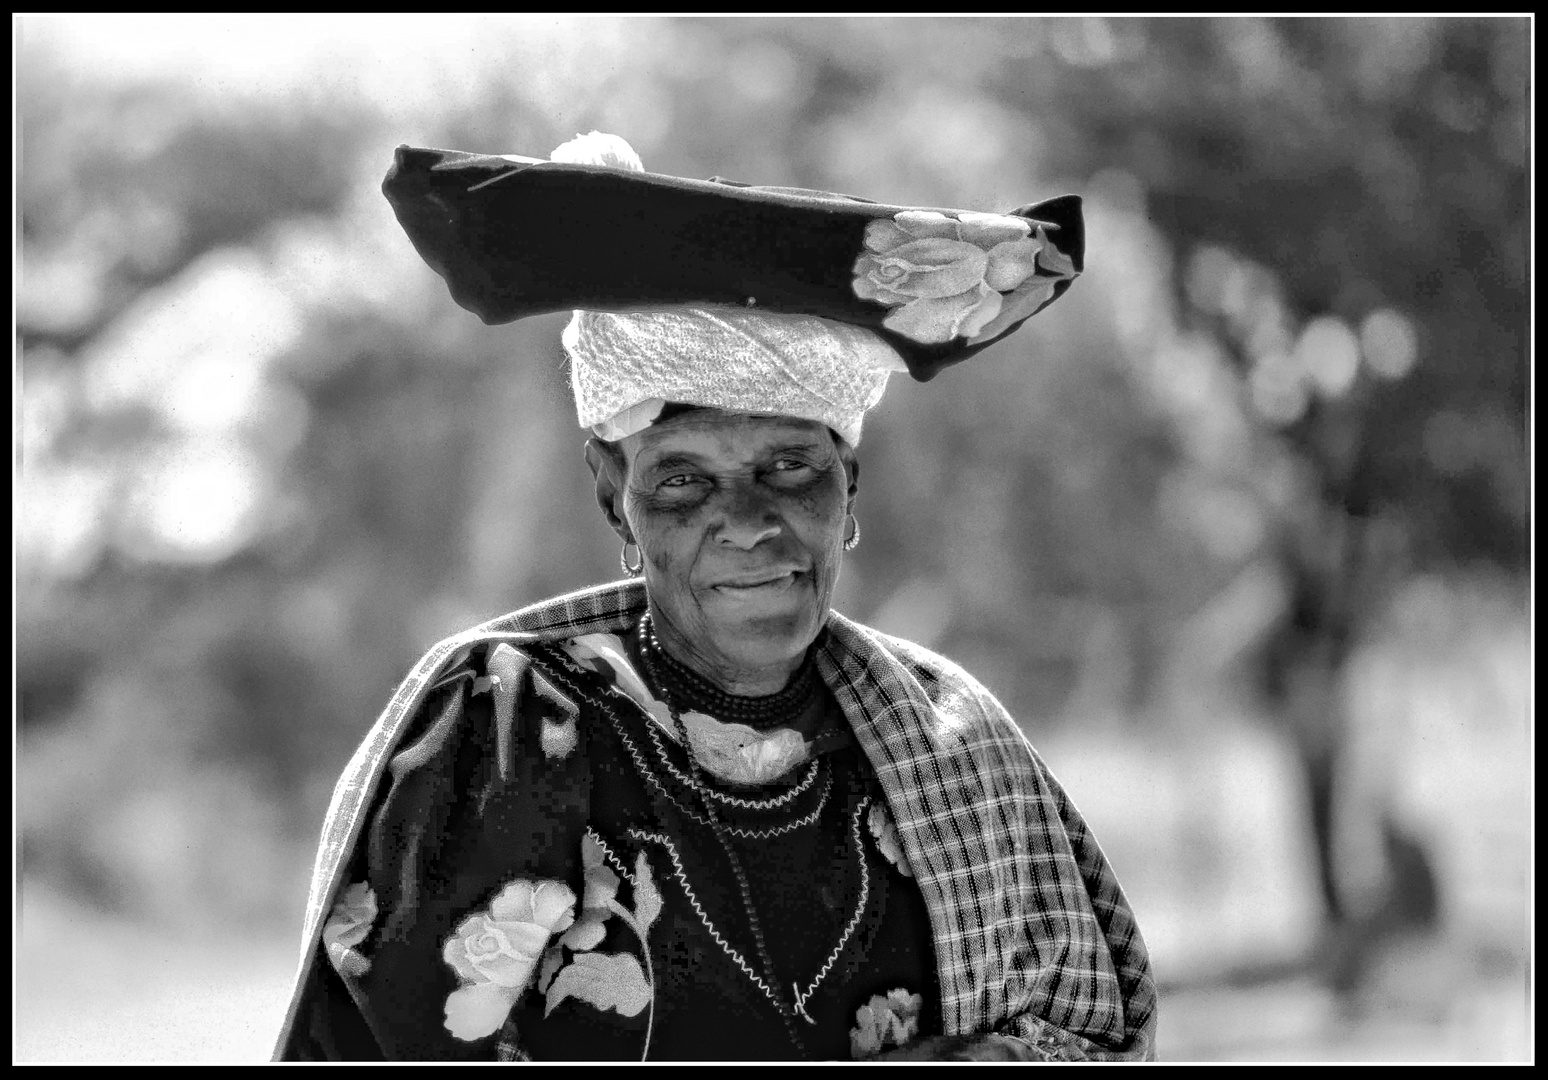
[383,146,1083,382]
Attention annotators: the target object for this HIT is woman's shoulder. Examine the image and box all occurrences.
[829,616,992,699]
[459,579,647,642]
[317,582,644,878]
[863,629,970,688]
[827,615,1024,741]
[395,579,648,703]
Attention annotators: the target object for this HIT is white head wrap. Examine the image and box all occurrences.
[563,306,904,446]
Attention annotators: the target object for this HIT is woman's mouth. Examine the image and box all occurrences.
[710,571,801,596]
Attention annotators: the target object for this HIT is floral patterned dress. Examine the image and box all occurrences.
[303,627,939,1061]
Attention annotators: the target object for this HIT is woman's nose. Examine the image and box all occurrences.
[714,485,782,550]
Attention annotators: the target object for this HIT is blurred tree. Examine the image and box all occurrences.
[18,60,370,919]
[17,32,616,923]
[1064,19,1526,975]
[974,16,1528,977]
[19,54,368,355]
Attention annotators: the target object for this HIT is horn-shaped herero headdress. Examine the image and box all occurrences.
[382,133,1084,446]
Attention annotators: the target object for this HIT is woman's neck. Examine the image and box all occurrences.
[627,613,831,742]
[645,606,804,697]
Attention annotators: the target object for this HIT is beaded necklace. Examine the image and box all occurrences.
[641,612,822,730]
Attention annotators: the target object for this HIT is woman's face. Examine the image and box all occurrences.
[590,410,857,690]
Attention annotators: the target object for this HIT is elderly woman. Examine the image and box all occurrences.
[275,134,1157,1062]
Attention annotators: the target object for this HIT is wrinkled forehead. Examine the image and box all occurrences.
[620,409,839,468]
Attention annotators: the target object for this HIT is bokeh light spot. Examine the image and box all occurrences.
[1249,351,1311,427]
[120,438,268,563]
[1294,316,1361,399]
[1359,307,1419,380]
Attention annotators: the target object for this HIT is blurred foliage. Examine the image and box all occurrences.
[16,14,1528,955]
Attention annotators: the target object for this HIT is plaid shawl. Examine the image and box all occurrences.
[274,579,1157,1061]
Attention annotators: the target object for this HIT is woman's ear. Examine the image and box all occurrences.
[839,442,860,508]
[584,438,631,540]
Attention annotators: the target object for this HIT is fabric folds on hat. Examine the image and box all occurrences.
[381,131,1085,443]
[565,305,904,446]
[381,134,1084,386]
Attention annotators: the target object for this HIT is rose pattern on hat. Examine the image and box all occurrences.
[852,211,1076,345]
[442,879,578,1042]
[321,881,378,980]
[968,224,1076,345]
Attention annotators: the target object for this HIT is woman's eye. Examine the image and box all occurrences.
[772,458,809,472]
[660,474,699,488]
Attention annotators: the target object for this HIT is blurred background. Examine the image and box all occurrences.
[15,15,1531,1062]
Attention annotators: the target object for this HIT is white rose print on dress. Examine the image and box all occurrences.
[442,879,577,1041]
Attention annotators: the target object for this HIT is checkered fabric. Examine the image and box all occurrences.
[274,579,1157,1061]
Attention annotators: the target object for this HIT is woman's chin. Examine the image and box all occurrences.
[692,579,824,657]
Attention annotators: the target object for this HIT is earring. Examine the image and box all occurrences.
[620,539,644,576]
[842,514,861,552]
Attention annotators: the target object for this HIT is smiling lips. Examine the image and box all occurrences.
[709,569,805,593]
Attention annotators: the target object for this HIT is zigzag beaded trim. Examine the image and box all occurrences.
[584,825,637,886]
[793,795,875,1023]
[627,794,872,1024]
[617,714,833,840]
